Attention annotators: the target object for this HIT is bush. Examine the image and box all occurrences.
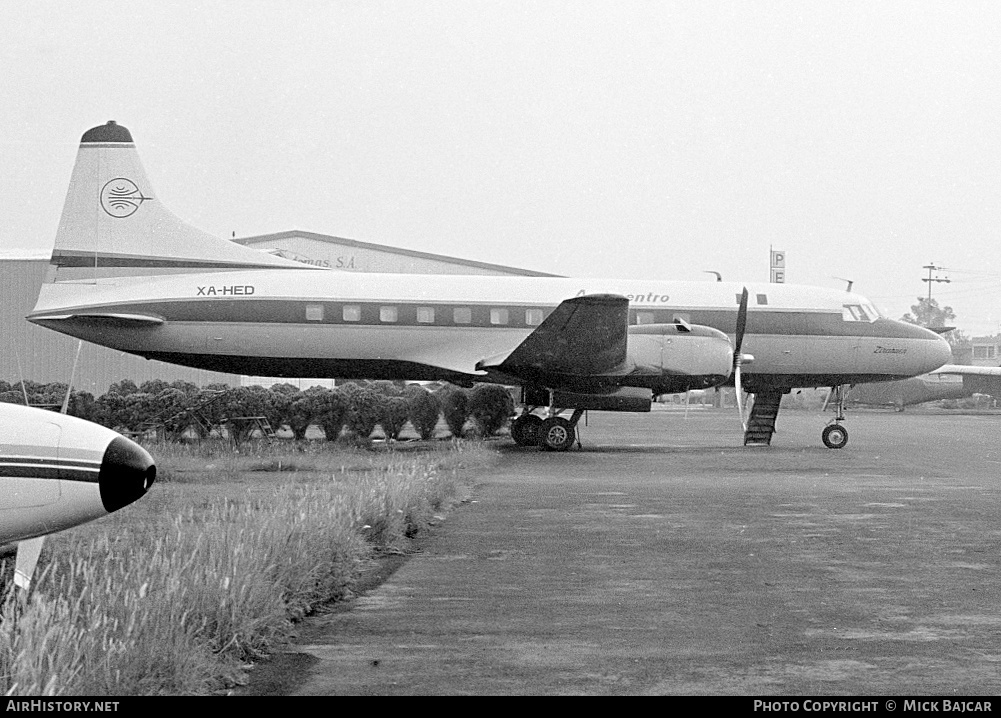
[286,388,322,440]
[314,389,348,441]
[340,385,382,439]
[468,384,515,436]
[379,396,410,440]
[437,385,469,438]
[405,385,441,440]
[106,379,139,397]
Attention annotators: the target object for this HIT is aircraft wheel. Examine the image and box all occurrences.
[539,417,575,452]
[822,424,849,449]
[511,414,543,446]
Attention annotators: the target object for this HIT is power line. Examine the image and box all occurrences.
[922,263,950,303]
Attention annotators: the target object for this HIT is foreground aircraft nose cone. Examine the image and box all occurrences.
[98,436,156,513]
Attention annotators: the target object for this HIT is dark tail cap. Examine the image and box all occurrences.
[98,436,156,513]
[81,121,133,144]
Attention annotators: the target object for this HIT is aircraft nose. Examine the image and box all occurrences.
[98,436,156,513]
[924,331,953,373]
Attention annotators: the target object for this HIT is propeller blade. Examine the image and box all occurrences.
[735,365,747,432]
[734,287,749,359]
[14,536,45,591]
[732,287,750,434]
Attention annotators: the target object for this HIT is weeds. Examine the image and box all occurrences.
[0,440,494,695]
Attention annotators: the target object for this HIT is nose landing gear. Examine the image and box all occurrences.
[822,384,851,449]
[822,423,848,449]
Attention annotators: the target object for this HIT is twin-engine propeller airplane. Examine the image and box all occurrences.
[0,402,155,590]
[29,122,952,450]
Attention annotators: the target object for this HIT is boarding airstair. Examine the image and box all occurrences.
[743,390,784,446]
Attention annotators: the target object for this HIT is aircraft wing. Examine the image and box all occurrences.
[929,364,1001,377]
[928,364,1001,398]
[477,294,629,377]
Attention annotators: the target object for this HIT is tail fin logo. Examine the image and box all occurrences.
[100,178,153,218]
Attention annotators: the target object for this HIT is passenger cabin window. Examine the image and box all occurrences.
[636,312,656,325]
[380,306,398,323]
[756,294,768,305]
[453,307,472,324]
[417,307,435,324]
[305,304,324,321]
[525,309,544,326]
[490,308,509,325]
[343,305,361,322]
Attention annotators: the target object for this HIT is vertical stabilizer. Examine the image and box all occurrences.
[49,121,311,280]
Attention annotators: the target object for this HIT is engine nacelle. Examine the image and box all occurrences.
[626,323,733,393]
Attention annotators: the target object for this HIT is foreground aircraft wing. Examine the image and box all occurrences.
[930,364,1001,399]
[929,364,1001,378]
[477,294,629,377]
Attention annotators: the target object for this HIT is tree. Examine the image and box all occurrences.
[902,297,955,330]
[901,297,968,364]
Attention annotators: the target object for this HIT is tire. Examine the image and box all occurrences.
[822,424,848,449]
[539,416,575,452]
[511,414,543,446]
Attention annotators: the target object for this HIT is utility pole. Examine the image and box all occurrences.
[922,263,950,303]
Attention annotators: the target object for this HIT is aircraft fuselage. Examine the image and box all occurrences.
[30,270,951,394]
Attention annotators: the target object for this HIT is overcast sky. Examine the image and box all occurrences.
[3,1,1000,333]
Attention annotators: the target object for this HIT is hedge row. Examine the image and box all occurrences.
[0,379,516,443]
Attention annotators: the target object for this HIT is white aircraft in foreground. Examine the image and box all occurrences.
[0,402,155,589]
[29,122,951,450]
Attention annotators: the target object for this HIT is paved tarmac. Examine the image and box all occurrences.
[245,407,1001,695]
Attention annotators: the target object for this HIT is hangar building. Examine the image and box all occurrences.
[2,232,555,395]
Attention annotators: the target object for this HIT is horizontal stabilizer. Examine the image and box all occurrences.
[481,294,629,377]
[30,312,165,326]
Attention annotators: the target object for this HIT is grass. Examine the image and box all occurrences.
[0,438,497,695]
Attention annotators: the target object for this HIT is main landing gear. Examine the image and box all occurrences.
[822,384,851,449]
[511,408,585,452]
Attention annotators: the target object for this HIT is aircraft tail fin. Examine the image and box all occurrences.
[49,121,311,281]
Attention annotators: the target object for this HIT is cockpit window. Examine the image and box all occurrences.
[842,303,879,323]
[862,301,881,319]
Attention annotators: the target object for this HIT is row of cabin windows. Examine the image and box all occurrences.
[304,303,702,327]
[305,304,546,326]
